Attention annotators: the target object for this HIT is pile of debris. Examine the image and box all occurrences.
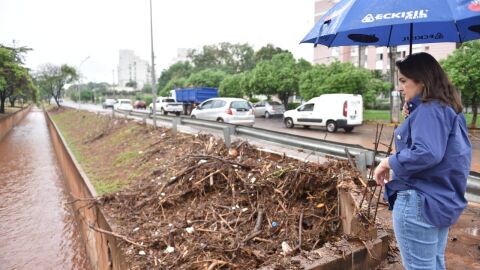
[100,134,362,269]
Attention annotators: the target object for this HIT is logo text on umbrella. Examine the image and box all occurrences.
[362,10,429,23]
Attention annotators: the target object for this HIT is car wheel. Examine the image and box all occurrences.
[284,118,294,128]
[326,121,337,133]
[161,108,167,115]
[175,112,180,116]
[217,118,224,123]
[191,115,196,119]
[265,111,270,118]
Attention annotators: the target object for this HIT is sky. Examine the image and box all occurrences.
[0,0,315,84]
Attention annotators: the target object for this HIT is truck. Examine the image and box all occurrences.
[149,97,183,116]
[171,87,218,115]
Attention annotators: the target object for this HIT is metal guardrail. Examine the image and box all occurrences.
[116,109,480,203]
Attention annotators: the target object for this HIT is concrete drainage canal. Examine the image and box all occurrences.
[0,107,89,269]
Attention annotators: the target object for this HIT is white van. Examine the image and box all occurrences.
[283,94,363,133]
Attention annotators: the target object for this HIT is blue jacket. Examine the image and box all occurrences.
[386,95,472,227]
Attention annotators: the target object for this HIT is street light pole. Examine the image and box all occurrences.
[78,56,90,109]
[149,0,157,127]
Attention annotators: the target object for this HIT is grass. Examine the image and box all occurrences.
[50,109,152,195]
[363,110,391,122]
[364,109,475,126]
[0,106,23,119]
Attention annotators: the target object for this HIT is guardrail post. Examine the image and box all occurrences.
[142,113,147,124]
[172,117,180,136]
[355,151,368,180]
[223,126,234,148]
[112,109,115,118]
[123,111,128,119]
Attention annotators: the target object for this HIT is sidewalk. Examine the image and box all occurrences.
[375,204,480,269]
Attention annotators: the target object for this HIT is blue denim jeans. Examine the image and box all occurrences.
[393,189,449,270]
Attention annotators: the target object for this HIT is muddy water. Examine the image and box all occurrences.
[0,109,89,269]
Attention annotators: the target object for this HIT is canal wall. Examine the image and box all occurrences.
[45,110,127,270]
[0,106,32,141]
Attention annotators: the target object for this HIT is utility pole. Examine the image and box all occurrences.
[78,56,90,109]
[150,0,157,127]
[389,47,399,123]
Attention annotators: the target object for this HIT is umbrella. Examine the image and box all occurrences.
[300,0,480,54]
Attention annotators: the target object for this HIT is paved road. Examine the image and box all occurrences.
[253,116,480,172]
[62,101,480,172]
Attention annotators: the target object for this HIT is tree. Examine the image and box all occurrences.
[219,73,246,97]
[442,41,480,127]
[142,83,152,94]
[188,42,255,74]
[187,69,227,88]
[125,80,137,89]
[0,45,34,113]
[157,61,193,92]
[298,61,381,104]
[36,64,78,107]
[254,44,290,62]
[250,52,307,108]
[160,77,187,96]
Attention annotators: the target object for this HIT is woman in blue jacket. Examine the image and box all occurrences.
[374,52,471,270]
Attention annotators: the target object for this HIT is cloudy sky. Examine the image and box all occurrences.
[0,0,315,83]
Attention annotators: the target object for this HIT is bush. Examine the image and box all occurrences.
[287,102,300,110]
[145,96,153,107]
[249,97,260,103]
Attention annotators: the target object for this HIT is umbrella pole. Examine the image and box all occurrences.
[409,23,413,55]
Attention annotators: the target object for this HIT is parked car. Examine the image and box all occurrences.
[149,97,183,116]
[114,99,133,111]
[253,101,285,118]
[190,97,255,126]
[102,98,116,109]
[283,94,363,133]
[133,100,147,109]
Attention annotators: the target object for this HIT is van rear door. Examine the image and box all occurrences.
[346,95,363,124]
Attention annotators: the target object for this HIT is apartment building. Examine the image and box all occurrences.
[117,50,151,90]
[313,0,456,71]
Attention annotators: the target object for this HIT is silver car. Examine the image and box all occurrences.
[190,98,255,126]
[253,101,285,118]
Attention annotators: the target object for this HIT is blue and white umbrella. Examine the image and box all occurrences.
[301,0,480,53]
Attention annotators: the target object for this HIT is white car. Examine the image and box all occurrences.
[191,97,255,126]
[114,99,133,111]
[253,101,285,118]
[102,98,116,109]
[283,94,363,133]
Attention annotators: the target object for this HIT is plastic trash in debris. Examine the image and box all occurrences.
[139,250,146,256]
[185,227,194,234]
[164,246,175,253]
[271,221,278,228]
[133,227,140,232]
[281,241,293,255]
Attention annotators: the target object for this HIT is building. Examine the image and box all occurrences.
[117,50,151,90]
[313,0,456,72]
[169,48,192,66]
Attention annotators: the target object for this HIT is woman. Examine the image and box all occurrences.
[374,52,471,270]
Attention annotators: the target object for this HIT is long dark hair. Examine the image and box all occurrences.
[396,52,463,113]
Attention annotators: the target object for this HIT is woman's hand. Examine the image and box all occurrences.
[374,158,390,186]
[402,103,410,118]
